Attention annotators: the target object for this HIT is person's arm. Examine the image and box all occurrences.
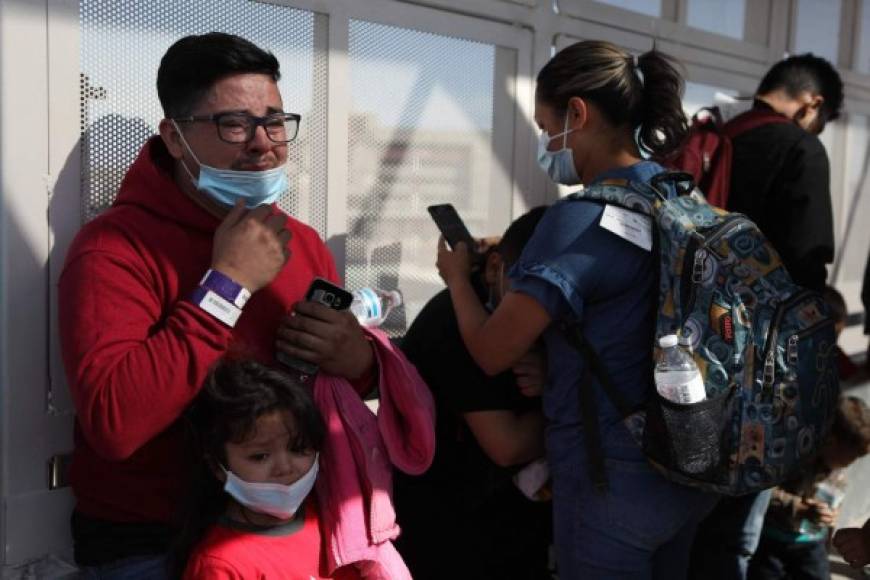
[60,202,289,460]
[437,239,551,375]
[464,409,545,467]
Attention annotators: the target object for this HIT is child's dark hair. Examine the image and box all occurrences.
[830,396,870,456]
[169,359,325,578]
[536,40,688,158]
[497,206,548,266]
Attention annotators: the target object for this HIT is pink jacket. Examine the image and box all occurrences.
[314,329,435,579]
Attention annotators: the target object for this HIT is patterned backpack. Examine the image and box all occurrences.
[565,172,840,496]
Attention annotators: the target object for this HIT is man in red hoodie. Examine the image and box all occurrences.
[59,33,376,577]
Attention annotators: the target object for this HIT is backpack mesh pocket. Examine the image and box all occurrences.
[643,385,738,481]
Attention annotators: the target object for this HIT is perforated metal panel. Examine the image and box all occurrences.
[79,0,327,235]
[346,19,500,335]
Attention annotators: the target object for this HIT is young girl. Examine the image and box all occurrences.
[172,359,359,579]
[437,40,718,579]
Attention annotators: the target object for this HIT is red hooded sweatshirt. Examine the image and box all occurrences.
[58,137,337,524]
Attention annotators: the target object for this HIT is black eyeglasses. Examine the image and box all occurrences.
[173,111,302,144]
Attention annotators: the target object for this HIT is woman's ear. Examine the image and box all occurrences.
[566,96,589,131]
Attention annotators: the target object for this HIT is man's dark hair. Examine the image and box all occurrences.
[756,53,844,122]
[497,206,548,266]
[157,32,281,118]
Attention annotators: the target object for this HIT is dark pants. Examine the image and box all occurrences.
[748,536,830,580]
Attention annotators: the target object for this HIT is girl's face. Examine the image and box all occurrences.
[223,410,316,486]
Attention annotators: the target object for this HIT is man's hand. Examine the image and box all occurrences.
[512,347,547,398]
[211,200,291,292]
[276,301,374,379]
[833,526,870,568]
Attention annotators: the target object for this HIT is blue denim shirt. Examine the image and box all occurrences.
[510,161,666,473]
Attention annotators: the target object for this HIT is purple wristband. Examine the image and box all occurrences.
[199,269,251,308]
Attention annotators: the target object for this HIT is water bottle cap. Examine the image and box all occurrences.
[658,334,678,348]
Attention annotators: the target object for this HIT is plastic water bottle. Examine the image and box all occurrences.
[654,334,706,404]
[350,288,402,327]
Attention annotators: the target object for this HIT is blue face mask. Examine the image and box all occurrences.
[537,113,581,186]
[173,120,288,209]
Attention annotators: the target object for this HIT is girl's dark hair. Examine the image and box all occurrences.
[497,206,548,266]
[157,32,281,118]
[169,359,325,578]
[536,40,688,158]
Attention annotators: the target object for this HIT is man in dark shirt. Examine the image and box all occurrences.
[727,53,843,291]
[690,54,844,580]
[394,207,551,580]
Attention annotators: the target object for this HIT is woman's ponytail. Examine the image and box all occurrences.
[635,50,688,158]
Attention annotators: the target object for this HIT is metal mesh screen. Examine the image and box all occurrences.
[79,0,327,236]
[346,20,499,335]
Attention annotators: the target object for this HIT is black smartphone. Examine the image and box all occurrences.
[277,278,353,376]
[427,204,476,251]
[305,277,353,311]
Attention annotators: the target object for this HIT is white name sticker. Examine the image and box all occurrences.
[599,204,652,251]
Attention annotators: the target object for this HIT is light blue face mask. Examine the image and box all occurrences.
[537,113,581,186]
[173,120,288,208]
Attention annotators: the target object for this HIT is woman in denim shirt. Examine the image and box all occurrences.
[437,40,718,579]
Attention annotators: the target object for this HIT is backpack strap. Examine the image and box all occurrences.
[723,108,792,139]
[563,324,641,493]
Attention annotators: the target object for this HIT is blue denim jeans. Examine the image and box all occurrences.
[77,555,167,580]
[552,456,718,579]
[689,489,774,580]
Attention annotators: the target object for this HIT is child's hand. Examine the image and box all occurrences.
[834,527,870,568]
[803,498,837,526]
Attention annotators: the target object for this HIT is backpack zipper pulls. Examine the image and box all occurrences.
[762,349,776,398]
[787,335,799,366]
[692,249,707,284]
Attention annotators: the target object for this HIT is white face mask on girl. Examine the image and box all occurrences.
[536,113,581,186]
[222,453,319,520]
